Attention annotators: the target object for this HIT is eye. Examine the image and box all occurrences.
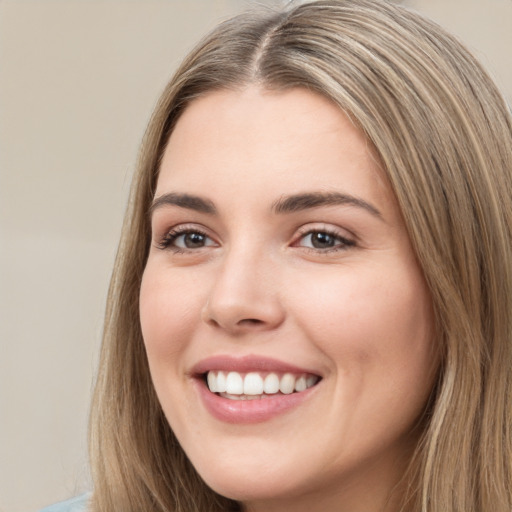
[158,228,217,251]
[296,230,355,251]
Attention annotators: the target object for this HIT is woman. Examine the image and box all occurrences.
[43,0,512,511]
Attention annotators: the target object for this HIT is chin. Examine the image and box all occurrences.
[192,457,301,503]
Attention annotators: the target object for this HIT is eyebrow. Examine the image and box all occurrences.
[149,191,382,219]
[272,192,382,218]
[150,192,217,215]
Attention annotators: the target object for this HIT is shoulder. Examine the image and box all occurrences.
[38,493,90,512]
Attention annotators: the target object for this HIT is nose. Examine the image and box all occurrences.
[201,248,285,335]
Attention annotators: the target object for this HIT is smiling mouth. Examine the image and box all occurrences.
[204,371,320,400]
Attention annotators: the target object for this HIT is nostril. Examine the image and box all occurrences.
[238,318,264,326]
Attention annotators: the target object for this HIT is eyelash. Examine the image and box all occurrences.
[156,226,356,253]
[157,227,214,253]
[294,227,356,253]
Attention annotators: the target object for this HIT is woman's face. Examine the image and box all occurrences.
[140,87,437,512]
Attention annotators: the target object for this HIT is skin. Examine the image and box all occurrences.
[140,86,438,512]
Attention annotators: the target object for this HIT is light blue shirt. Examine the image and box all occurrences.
[38,493,89,512]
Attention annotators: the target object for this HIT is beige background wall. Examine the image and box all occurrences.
[1,1,510,511]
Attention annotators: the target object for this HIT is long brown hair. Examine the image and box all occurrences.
[89,1,512,510]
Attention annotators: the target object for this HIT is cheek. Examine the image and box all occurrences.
[298,267,429,335]
[139,263,204,365]
[291,263,436,398]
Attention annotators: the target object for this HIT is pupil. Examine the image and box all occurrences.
[312,232,334,248]
[185,233,205,248]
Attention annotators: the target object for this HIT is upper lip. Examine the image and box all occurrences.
[190,355,321,377]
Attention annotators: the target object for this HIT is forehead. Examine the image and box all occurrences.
[156,86,393,214]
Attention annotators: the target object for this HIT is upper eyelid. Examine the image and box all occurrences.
[294,222,356,240]
[154,222,213,238]
[165,227,211,238]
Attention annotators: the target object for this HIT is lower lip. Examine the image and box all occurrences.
[194,379,317,424]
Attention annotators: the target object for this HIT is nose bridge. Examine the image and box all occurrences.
[202,239,284,332]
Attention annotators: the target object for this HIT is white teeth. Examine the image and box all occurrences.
[217,371,227,392]
[225,372,244,394]
[295,376,307,392]
[207,372,217,392]
[307,375,318,388]
[206,370,319,396]
[279,373,295,394]
[263,373,280,394]
[244,372,264,395]
[220,393,263,401]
